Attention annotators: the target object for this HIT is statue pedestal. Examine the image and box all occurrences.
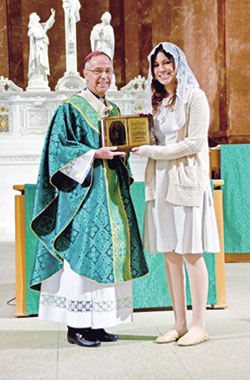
[55,72,85,92]
[26,79,50,92]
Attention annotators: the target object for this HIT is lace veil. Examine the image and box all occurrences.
[143,42,200,129]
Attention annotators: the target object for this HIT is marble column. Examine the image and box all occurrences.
[123,1,140,84]
[109,0,125,87]
[226,0,250,142]
[151,0,219,133]
[121,0,152,86]
[0,0,9,78]
[6,0,24,88]
[137,0,152,80]
[217,0,228,134]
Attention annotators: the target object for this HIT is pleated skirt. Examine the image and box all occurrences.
[38,261,133,328]
[143,160,220,254]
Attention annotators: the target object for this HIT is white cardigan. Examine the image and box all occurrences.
[138,88,211,207]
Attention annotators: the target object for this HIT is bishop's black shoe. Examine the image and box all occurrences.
[81,328,119,342]
[67,328,101,347]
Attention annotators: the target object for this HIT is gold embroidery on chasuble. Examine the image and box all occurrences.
[64,97,101,135]
[103,160,132,283]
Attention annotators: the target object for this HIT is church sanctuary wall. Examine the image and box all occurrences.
[0,0,249,242]
[1,0,249,132]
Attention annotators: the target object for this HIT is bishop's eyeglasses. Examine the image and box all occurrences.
[86,68,113,75]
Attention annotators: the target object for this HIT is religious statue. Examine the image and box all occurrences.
[62,0,81,43]
[56,0,85,91]
[90,12,115,60]
[27,9,55,90]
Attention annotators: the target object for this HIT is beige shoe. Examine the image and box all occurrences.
[156,330,187,344]
[177,330,209,346]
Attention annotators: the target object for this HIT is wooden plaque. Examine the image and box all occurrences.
[100,114,155,152]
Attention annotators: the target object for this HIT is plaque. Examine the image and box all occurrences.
[100,114,155,152]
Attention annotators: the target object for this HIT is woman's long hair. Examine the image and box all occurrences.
[151,44,177,114]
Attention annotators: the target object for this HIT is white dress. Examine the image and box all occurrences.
[143,100,220,255]
[39,149,133,329]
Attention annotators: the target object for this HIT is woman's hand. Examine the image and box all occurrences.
[132,145,155,158]
[94,146,126,159]
[131,147,140,155]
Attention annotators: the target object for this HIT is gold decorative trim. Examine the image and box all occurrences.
[117,180,132,280]
[103,160,116,282]
[29,268,63,292]
[64,100,100,135]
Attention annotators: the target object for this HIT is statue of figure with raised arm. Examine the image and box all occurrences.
[27,9,55,91]
[90,12,115,60]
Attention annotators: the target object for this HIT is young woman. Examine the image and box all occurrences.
[133,42,220,346]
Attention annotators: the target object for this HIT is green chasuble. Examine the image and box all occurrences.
[30,92,149,290]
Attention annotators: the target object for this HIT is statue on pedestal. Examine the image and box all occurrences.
[63,0,81,52]
[27,9,55,91]
[90,12,114,60]
[56,0,85,91]
[90,12,116,89]
[64,0,81,42]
